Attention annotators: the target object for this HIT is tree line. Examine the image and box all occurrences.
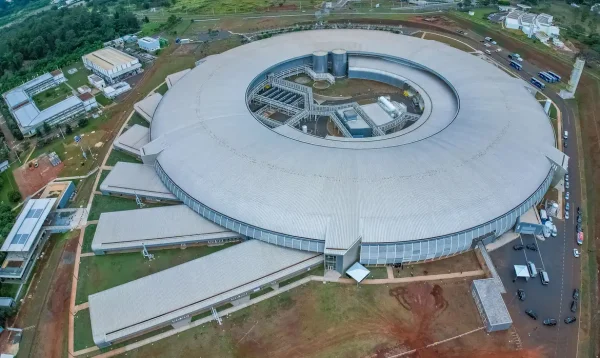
[0,6,140,94]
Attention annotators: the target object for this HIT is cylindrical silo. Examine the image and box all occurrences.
[331,49,348,77]
[312,51,328,73]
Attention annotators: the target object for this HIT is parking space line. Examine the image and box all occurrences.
[519,234,529,262]
[534,237,546,271]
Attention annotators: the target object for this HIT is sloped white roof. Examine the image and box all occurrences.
[113,124,149,156]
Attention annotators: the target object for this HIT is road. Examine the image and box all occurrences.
[448,29,583,358]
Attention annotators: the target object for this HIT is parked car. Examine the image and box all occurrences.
[565,191,570,200]
[571,300,578,313]
[517,289,526,301]
[564,141,568,148]
[565,211,569,220]
[577,207,582,215]
[526,244,538,251]
[496,48,502,52]
[564,316,577,324]
[573,288,580,301]
[566,181,570,189]
[577,215,582,223]
[574,248,580,258]
[576,223,582,232]
[565,174,569,182]
[485,49,492,55]
[513,244,524,251]
[525,309,538,320]
[566,202,570,211]
[543,318,557,326]
[492,41,497,45]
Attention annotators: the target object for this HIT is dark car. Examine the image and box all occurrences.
[517,289,526,301]
[576,223,582,233]
[577,207,582,215]
[564,316,577,324]
[573,288,580,301]
[526,244,538,251]
[571,300,578,313]
[543,318,557,326]
[564,141,568,148]
[577,215,582,223]
[525,309,538,320]
[513,244,524,250]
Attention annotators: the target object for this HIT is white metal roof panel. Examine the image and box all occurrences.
[1,198,56,252]
[113,125,149,156]
[89,240,323,344]
[100,162,177,200]
[4,89,29,109]
[133,93,162,122]
[149,30,555,251]
[92,205,239,251]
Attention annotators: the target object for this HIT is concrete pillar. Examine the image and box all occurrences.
[231,295,251,306]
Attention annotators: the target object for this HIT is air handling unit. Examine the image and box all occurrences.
[331,49,348,77]
[312,51,328,73]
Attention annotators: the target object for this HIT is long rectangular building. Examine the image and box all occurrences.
[92,205,240,254]
[0,199,56,284]
[99,162,179,202]
[89,240,323,347]
[82,47,142,84]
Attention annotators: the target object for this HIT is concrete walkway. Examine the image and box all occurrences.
[74,302,89,313]
[387,266,394,279]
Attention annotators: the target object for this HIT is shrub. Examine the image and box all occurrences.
[8,190,21,203]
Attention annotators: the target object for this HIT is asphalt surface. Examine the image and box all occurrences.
[447,29,583,358]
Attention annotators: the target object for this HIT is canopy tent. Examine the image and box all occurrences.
[514,265,530,281]
[346,262,371,283]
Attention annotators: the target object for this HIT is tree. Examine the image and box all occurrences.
[8,190,21,203]
[42,122,51,135]
[463,0,472,7]
[65,124,73,135]
[143,16,150,23]
[77,117,88,127]
[35,128,43,138]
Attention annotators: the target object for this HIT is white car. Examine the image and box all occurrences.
[492,41,497,45]
[565,211,569,220]
[496,48,502,52]
[485,50,492,55]
[566,191,570,200]
[484,43,491,48]
[573,248,580,258]
[517,57,524,62]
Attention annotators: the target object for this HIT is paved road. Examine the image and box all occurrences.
[446,29,584,358]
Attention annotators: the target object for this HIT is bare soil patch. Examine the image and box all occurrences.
[14,156,64,197]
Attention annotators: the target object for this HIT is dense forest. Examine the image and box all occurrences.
[0,0,48,21]
[0,6,140,93]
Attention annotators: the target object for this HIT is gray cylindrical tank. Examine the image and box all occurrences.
[331,49,348,77]
[312,51,328,73]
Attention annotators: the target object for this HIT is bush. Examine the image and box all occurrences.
[8,191,21,203]
[77,118,89,128]
[65,124,73,135]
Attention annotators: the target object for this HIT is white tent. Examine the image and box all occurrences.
[514,265,530,281]
[346,262,371,283]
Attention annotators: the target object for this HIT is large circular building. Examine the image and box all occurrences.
[143,29,562,272]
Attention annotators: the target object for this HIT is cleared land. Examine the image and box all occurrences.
[394,251,481,278]
[113,280,530,358]
[32,83,74,110]
[75,243,237,304]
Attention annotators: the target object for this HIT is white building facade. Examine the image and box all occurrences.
[138,37,160,52]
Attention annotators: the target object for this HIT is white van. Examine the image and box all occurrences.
[540,271,549,285]
[527,261,537,278]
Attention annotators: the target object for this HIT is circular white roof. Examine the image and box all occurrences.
[151,30,555,250]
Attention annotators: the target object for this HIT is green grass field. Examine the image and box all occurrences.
[95,94,112,107]
[0,164,20,207]
[63,62,91,89]
[88,195,167,221]
[155,83,169,95]
[128,113,150,128]
[32,83,74,110]
[105,149,141,167]
[74,309,95,352]
[423,32,475,53]
[82,224,97,254]
[365,266,388,279]
[75,243,236,304]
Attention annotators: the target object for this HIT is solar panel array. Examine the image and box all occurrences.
[11,233,30,245]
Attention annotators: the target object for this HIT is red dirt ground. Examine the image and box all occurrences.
[13,156,64,197]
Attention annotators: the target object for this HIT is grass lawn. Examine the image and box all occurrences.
[75,243,236,304]
[423,32,475,53]
[32,83,74,110]
[120,280,490,358]
[96,169,110,191]
[81,224,97,254]
[74,309,95,352]
[88,195,168,221]
[140,21,163,37]
[365,266,389,279]
[0,164,20,207]
[95,94,112,107]
[0,282,20,298]
[279,265,324,286]
[105,149,141,167]
[63,62,91,89]
[128,112,150,128]
[155,82,169,95]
